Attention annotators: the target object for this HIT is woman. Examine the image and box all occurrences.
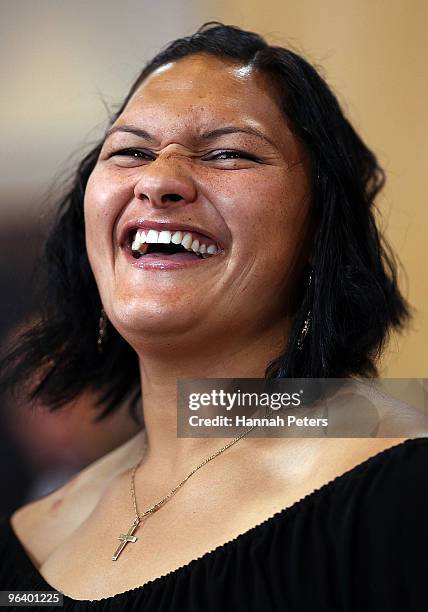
[1,22,426,610]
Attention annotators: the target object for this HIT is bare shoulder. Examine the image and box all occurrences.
[10,430,145,568]
[328,378,428,438]
[251,436,413,502]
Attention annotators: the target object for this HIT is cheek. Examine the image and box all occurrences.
[84,167,131,272]
[217,167,311,271]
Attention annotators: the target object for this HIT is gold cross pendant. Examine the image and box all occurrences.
[112,518,140,561]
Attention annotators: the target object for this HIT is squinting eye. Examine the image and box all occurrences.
[207,150,258,161]
[110,148,154,160]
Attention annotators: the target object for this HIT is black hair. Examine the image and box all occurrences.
[0,22,412,423]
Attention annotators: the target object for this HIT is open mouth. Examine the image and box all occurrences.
[127,228,222,261]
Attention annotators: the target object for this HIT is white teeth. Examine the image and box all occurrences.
[131,235,141,251]
[171,230,183,244]
[158,230,172,244]
[130,227,220,258]
[181,232,193,249]
[145,229,159,243]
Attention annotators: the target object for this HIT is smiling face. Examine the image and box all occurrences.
[84,53,313,351]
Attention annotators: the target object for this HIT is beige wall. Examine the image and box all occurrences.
[208,0,427,376]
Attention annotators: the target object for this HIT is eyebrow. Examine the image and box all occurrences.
[104,124,275,147]
[200,126,275,147]
[105,125,156,142]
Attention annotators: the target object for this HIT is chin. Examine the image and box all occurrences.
[110,297,203,339]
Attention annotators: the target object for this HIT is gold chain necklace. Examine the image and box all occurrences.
[112,412,270,561]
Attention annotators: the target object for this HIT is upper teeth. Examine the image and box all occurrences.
[131,229,219,257]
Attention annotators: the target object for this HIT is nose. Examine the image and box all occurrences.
[133,156,197,207]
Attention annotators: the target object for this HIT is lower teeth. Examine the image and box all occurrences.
[131,249,210,259]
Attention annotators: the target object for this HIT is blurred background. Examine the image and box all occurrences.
[1,0,427,516]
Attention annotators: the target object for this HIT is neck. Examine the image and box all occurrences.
[135,320,290,475]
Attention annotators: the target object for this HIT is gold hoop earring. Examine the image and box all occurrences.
[97,308,108,353]
[297,309,311,351]
[297,270,312,351]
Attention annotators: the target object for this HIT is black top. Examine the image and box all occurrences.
[1,437,427,611]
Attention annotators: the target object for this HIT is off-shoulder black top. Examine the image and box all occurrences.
[1,437,427,611]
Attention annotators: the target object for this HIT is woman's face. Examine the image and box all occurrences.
[84,53,313,349]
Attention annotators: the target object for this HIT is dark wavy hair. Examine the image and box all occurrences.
[0,22,412,423]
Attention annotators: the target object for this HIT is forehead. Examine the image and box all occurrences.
[118,53,291,141]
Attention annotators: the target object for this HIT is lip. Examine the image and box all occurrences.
[118,219,222,250]
[123,249,222,270]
